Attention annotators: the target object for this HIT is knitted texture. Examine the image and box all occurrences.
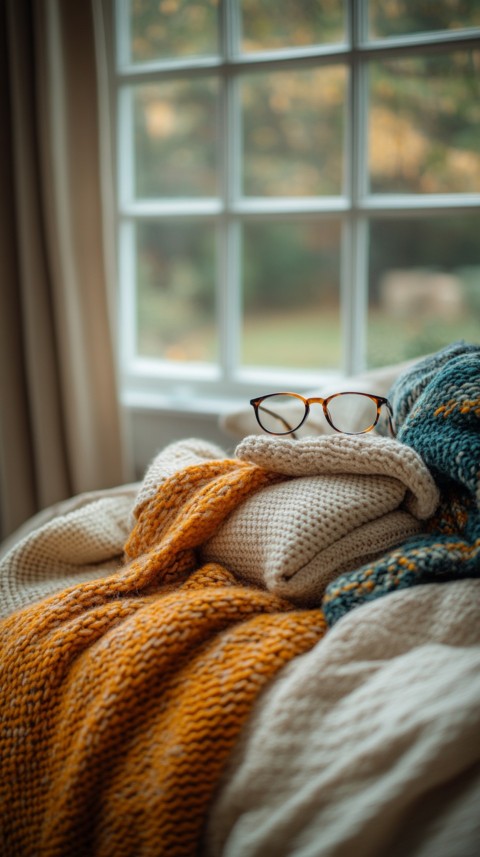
[203,433,438,604]
[205,577,480,857]
[0,455,326,857]
[0,487,137,618]
[323,345,480,625]
[378,339,479,433]
[132,438,227,516]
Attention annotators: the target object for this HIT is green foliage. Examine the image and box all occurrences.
[243,220,340,310]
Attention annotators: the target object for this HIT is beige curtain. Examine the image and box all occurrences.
[0,0,129,541]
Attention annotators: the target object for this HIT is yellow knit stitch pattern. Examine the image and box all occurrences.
[434,396,480,419]
[0,458,326,857]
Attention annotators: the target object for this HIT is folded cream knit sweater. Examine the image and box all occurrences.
[202,433,439,604]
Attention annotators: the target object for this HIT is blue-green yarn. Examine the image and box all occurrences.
[380,340,479,434]
[398,353,480,495]
[323,343,480,627]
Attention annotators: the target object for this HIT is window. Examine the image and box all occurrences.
[114,0,480,411]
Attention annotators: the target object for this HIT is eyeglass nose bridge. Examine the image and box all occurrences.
[302,396,338,432]
[275,395,336,434]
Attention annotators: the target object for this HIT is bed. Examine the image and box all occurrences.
[1,342,479,857]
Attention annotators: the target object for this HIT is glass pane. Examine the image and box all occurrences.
[327,394,379,433]
[242,67,346,196]
[369,50,480,194]
[368,0,480,40]
[240,0,345,52]
[129,0,218,63]
[254,395,308,434]
[242,220,342,370]
[133,79,219,198]
[367,214,480,368]
[136,221,217,362]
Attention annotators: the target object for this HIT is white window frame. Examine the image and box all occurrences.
[113,0,480,415]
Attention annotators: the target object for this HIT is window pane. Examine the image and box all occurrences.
[241,67,346,196]
[367,215,480,368]
[368,0,480,40]
[240,0,345,52]
[132,80,219,198]
[369,51,480,194]
[242,220,342,370]
[129,0,218,63]
[136,221,217,362]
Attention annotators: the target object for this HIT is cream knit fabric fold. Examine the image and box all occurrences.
[202,434,439,605]
[0,486,137,618]
[0,435,439,617]
[235,433,438,518]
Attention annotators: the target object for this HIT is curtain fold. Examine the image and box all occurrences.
[0,0,128,541]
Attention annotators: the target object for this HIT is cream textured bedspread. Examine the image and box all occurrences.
[205,576,480,857]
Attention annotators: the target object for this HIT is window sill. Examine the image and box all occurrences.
[121,387,243,419]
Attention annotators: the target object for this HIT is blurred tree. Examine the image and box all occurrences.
[240,0,344,51]
[131,0,218,60]
[369,50,480,194]
[369,0,480,38]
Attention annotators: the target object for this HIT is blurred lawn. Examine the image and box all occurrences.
[138,305,479,370]
[240,309,341,369]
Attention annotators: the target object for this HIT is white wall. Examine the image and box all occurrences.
[126,408,238,480]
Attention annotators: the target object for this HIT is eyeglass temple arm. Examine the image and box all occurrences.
[255,403,299,438]
[385,400,396,437]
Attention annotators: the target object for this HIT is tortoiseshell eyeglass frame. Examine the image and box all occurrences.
[249,392,396,439]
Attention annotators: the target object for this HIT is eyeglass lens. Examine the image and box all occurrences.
[256,395,306,434]
[256,393,381,434]
[326,393,378,433]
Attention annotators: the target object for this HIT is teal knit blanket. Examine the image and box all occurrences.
[323,342,480,626]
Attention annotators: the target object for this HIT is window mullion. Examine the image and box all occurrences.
[115,0,130,68]
[217,0,241,383]
[117,62,137,383]
[342,0,368,375]
[119,219,137,375]
[117,85,134,209]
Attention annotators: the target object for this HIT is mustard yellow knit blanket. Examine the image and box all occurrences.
[0,457,326,857]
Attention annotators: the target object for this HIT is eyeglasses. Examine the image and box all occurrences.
[250,392,396,438]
